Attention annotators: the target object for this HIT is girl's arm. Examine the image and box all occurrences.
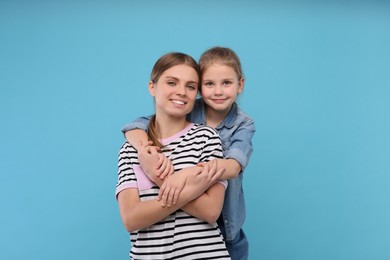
[122,116,172,178]
[218,117,256,179]
[213,158,241,180]
[125,129,174,180]
[125,129,149,151]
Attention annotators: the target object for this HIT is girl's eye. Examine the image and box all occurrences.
[223,81,232,85]
[204,81,213,87]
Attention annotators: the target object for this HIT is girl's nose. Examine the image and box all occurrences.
[215,85,223,95]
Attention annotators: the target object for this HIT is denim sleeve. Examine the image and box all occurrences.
[121,115,152,135]
[224,118,256,170]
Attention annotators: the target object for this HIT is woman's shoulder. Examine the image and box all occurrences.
[190,123,219,136]
[119,141,137,154]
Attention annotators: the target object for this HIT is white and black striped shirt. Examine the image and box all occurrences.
[116,123,230,259]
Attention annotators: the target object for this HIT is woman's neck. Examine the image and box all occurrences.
[155,114,190,139]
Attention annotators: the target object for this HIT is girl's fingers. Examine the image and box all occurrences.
[156,154,166,177]
[160,159,173,179]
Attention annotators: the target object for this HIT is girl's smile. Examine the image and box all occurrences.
[201,63,243,115]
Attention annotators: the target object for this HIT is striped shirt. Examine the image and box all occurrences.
[116,123,231,259]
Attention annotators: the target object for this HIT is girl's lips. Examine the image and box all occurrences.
[211,98,226,104]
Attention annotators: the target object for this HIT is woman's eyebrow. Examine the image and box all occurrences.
[165,76,198,84]
[164,76,179,81]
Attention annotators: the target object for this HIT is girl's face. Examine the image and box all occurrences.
[149,64,199,119]
[201,63,244,114]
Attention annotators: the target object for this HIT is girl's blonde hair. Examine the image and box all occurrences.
[198,47,244,88]
[148,52,200,148]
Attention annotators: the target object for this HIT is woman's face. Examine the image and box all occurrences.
[200,63,244,115]
[149,64,199,118]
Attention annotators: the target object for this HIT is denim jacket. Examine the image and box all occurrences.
[121,98,255,241]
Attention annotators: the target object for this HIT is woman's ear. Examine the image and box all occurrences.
[237,77,244,94]
[148,81,156,96]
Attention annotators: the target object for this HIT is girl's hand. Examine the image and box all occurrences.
[138,145,161,183]
[158,167,203,207]
[156,153,174,180]
[181,162,225,202]
[159,160,225,207]
[197,160,225,185]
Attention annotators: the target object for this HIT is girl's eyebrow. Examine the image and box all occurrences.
[203,77,235,81]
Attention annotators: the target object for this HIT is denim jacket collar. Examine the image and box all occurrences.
[197,99,238,130]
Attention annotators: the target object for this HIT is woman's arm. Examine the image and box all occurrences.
[181,182,226,224]
[117,166,222,232]
[118,188,184,232]
[158,163,226,223]
[116,142,180,232]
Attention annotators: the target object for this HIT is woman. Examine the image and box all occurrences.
[116,52,230,259]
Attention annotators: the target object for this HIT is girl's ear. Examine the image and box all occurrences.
[148,81,156,96]
[237,77,244,94]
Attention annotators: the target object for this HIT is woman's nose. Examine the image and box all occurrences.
[176,84,186,95]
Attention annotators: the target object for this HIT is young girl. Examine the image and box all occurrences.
[116,52,231,259]
[122,47,255,260]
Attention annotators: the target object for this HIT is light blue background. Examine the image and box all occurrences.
[1,1,389,259]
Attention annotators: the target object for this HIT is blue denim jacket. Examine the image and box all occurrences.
[121,98,255,241]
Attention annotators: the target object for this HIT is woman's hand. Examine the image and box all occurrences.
[158,167,202,207]
[158,160,225,207]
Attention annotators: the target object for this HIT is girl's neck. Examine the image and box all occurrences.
[155,114,190,139]
[205,106,230,128]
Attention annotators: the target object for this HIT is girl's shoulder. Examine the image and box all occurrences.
[235,106,255,128]
[236,106,254,121]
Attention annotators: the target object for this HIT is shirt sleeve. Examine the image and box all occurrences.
[115,143,138,199]
[200,127,224,162]
[224,118,256,170]
[199,127,228,189]
[121,115,152,134]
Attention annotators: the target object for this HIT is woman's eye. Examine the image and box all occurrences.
[167,81,176,86]
[187,84,197,90]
